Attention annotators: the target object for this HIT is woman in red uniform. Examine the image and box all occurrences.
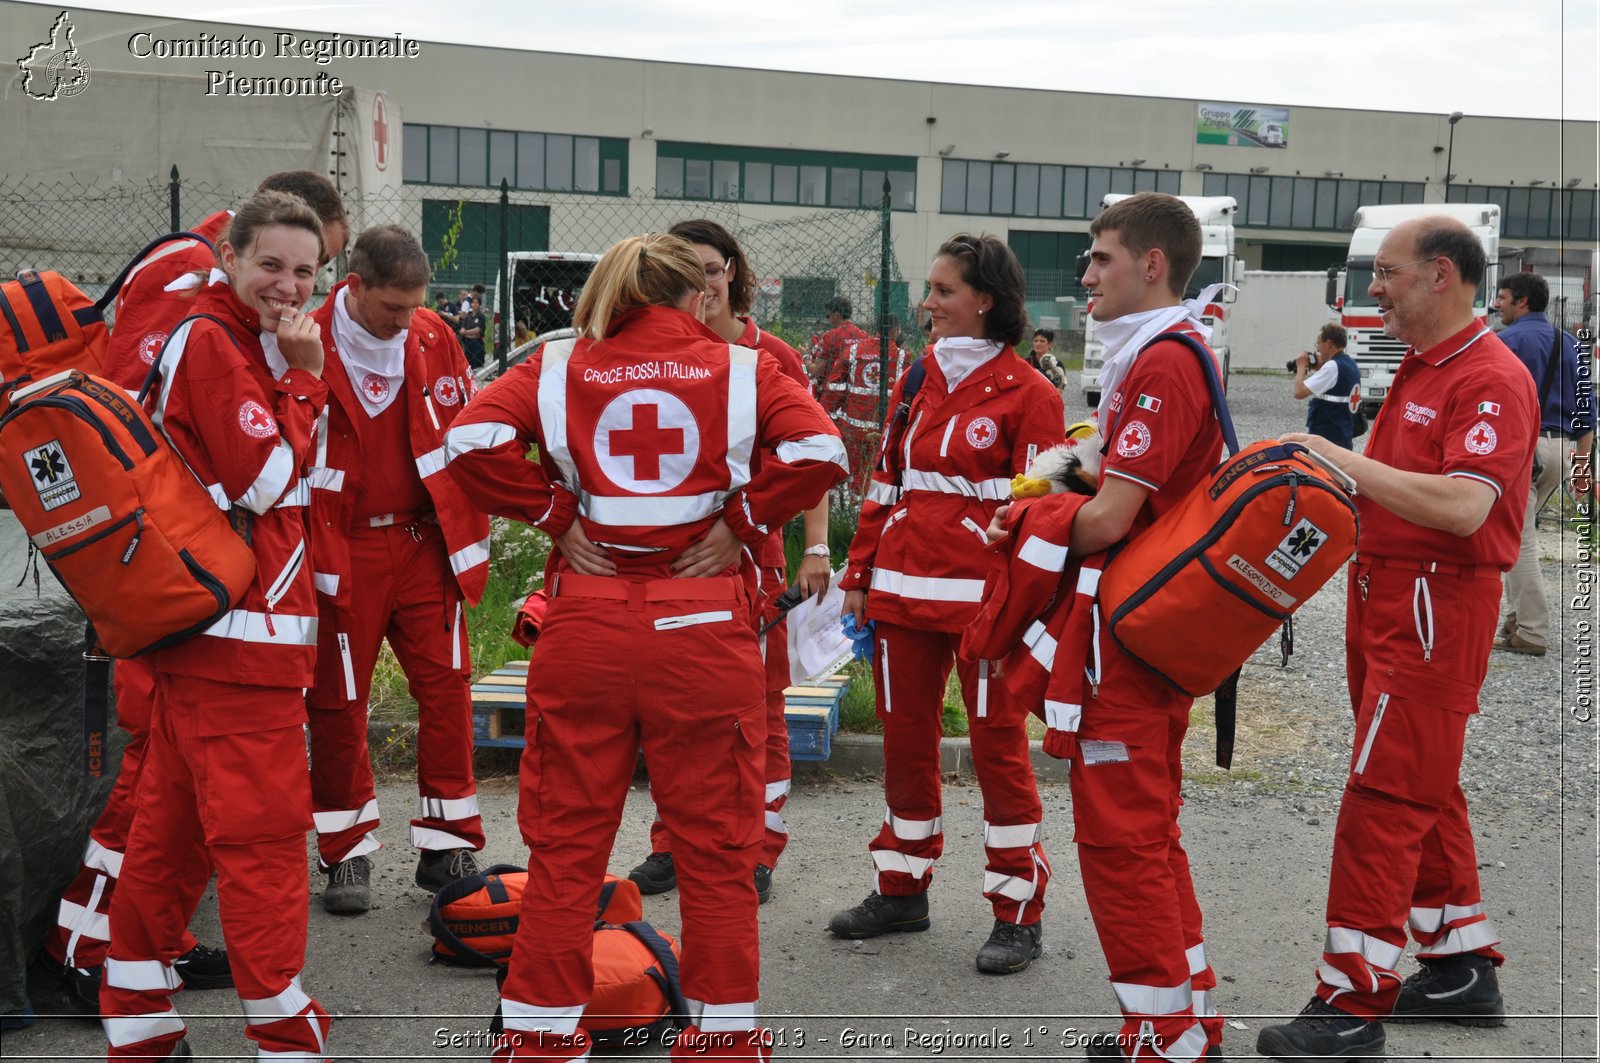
[830,234,1066,974]
[445,233,844,1062]
[100,190,333,1060]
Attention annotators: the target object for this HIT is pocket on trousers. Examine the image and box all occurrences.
[713,701,766,850]
[195,727,312,844]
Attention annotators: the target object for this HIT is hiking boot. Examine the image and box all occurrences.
[173,942,233,990]
[827,892,930,939]
[628,851,677,895]
[1497,614,1517,640]
[1390,953,1505,1027]
[754,863,773,905]
[416,848,481,892]
[1086,1032,1223,1059]
[1256,997,1386,1061]
[53,962,101,1013]
[1493,632,1546,657]
[975,918,1043,974]
[324,855,372,913]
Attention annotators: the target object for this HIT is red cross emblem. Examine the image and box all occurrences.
[610,404,684,481]
[138,331,167,366]
[434,375,460,407]
[1116,419,1152,458]
[372,92,390,172]
[595,389,699,493]
[965,416,998,449]
[1463,420,1497,455]
[238,400,276,439]
[362,373,391,403]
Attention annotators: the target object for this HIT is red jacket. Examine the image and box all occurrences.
[307,287,492,616]
[444,305,845,571]
[841,347,1065,631]
[735,316,822,570]
[818,321,869,416]
[144,278,326,688]
[839,337,914,436]
[103,210,232,392]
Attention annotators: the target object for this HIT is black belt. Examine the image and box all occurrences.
[1539,429,1569,439]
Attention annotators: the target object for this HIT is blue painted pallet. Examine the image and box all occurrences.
[784,676,848,762]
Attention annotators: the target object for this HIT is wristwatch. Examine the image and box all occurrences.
[803,543,830,559]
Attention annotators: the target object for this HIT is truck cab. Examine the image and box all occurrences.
[482,251,602,381]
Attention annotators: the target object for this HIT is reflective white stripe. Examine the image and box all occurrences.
[257,1053,325,1062]
[204,610,317,646]
[451,600,463,671]
[1409,901,1486,930]
[901,468,1012,500]
[536,338,580,491]
[445,420,519,460]
[1354,693,1390,775]
[1413,576,1434,661]
[84,837,124,877]
[880,638,892,713]
[1044,699,1081,733]
[104,1010,185,1048]
[203,481,231,510]
[313,407,330,470]
[1421,919,1501,956]
[982,870,1039,902]
[450,537,490,576]
[841,411,881,430]
[1325,926,1404,969]
[501,998,585,1035]
[1111,980,1192,1015]
[1018,534,1069,572]
[306,466,345,493]
[764,779,791,803]
[1025,621,1059,671]
[902,409,923,471]
[885,808,943,840]
[1153,1023,1209,1063]
[689,999,760,1033]
[1316,962,1361,993]
[763,809,788,834]
[653,610,735,630]
[149,318,195,441]
[1077,567,1102,596]
[582,489,727,527]
[414,445,448,480]
[866,480,900,507]
[237,441,297,515]
[63,871,111,964]
[776,432,849,471]
[872,849,934,880]
[976,659,989,719]
[869,568,984,603]
[938,416,958,457]
[273,477,310,508]
[1186,942,1208,976]
[419,794,481,821]
[727,344,759,488]
[241,977,312,1023]
[56,899,110,943]
[313,571,340,597]
[1192,990,1215,1019]
[412,825,478,850]
[337,632,356,701]
[340,834,382,863]
[984,821,1042,848]
[105,957,181,992]
[313,798,379,835]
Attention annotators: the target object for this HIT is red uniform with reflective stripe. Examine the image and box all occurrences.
[818,320,870,417]
[102,211,232,392]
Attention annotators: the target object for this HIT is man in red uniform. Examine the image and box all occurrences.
[45,170,347,1008]
[833,315,913,497]
[1258,217,1536,1060]
[813,295,868,416]
[305,225,490,912]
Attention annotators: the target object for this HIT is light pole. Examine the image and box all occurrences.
[1444,111,1465,197]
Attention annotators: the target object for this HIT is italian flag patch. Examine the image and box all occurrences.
[1477,401,1500,415]
[1136,394,1162,412]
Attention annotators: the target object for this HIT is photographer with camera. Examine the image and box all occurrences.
[1291,323,1360,448]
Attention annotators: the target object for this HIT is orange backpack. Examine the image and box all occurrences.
[0,271,107,409]
[0,370,257,657]
[429,866,644,966]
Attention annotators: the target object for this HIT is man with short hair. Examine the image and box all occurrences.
[305,225,492,913]
[1259,217,1538,1060]
[814,295,868,412]
[457,289,488,370]
[1490,271,1594,657]
[1293,323,1360,448]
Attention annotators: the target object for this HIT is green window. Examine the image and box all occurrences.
[945,160,1178,218]
[654,143,916,211]
[404,124,627,195]
[421,200,551,288]
[1203,173,1425,232]
[1447,184,1598,241]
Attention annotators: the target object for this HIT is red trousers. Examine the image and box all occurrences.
[498,576,766,1053]
[1316,564,1504,1019]
[1068,642,1218,1063]
[867,622,1050,925]
[306,522,483,867]
[101,674,329,1060]
[46,657,202,972]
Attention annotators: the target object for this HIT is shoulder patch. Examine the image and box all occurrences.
[1464,421,1498,455]
[965,416,998,449]
[1116,420,1152,458]
[433,375,460,407]
[238,400,277,439]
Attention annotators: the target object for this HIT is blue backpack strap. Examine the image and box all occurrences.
[426,863,527,968]
[619,921,689,1028]
[15,271,72,343]
[880,358,928,484]
[95,231,217,313]
[1138,331,1239,456]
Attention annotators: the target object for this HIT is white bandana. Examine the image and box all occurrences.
[1094,283,1230,425]
[331,286,408,417]
[932,336,1004,393]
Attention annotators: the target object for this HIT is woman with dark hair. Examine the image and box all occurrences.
[626,219,832,905]
[829,233,1066,974]
[445,232,844,1062]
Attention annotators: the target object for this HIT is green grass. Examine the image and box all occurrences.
[836,657,970,738]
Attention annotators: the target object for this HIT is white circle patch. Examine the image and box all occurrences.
[138,331,167,366]
[238,400,276,439]
[965,416,998,449]
[1117,420,1153,458]
[595,389,699,494]
[861,357,881,392]
[1464,420,1498,455]
[434,376,460,407]
[361,373,391,404]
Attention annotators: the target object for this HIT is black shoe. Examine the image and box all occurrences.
[1390,953,1505,1027]
[54,962,102,1013]
[173,942,233,990]
[1256,997,1386,1061]
[827,892,930,939]
[1086,1030,1224,1059]
[975,918,1043,974]
[163,1039,194,1061]
[416,848,481,893]
[754,864,773,905]
[628,851,677,895]
[324,855,373,913]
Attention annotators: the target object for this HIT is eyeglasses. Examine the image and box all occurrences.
[1371,258,1435,283]
[703,259,729,281]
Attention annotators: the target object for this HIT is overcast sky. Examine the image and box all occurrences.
[74,0,1600,123]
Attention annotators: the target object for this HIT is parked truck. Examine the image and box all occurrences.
[1080,194,1241,407]
[1325,203,1501,419]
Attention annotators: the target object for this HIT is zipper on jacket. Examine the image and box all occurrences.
[960,517,988,546]
[1412,576,1434,663]
[938,416,958,458]
[422,384,442,432]
[1282,473,1299,526]
[261,538,307,637]
[1354,693,1390,775]
[119,511,144,564]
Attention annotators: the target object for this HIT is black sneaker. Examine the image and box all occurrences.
[628,851,677,895]
[975,918,1043,974]
[1086,1030,1224,1059]
[416,848,481,893]
[324,855,373,913]
[1390,953,1505,1027]
[827,892,930,939]
[754,864,773,905]
[1256,997,1386,1061]
[53,961,102,1013]
[173,942,233,990]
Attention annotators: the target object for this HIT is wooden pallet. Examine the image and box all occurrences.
[784,675,848,762]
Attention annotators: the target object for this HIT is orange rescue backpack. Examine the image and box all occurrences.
[0,271,107,409]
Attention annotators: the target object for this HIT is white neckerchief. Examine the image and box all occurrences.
[932,336,1004,392]
[331,286,408,417]
[1094,283,1229,424]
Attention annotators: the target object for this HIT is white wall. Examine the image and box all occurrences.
[1230,271,1334,369]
